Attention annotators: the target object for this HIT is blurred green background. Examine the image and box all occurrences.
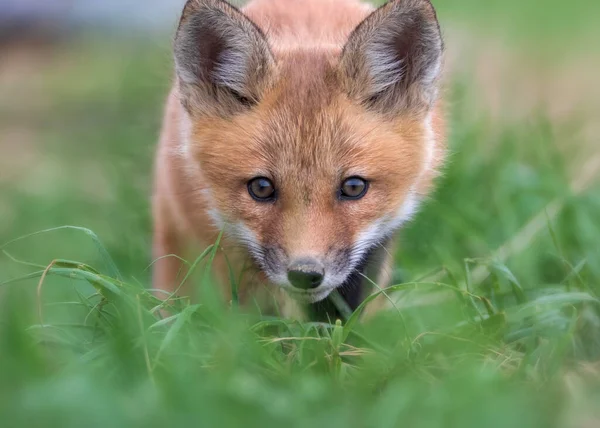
[1,0,599,427]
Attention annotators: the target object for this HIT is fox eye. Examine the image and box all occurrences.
[340,177,368,200]
[248,177,276,201]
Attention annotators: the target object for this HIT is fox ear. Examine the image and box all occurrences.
[339,0,443,115]
[174,0,274,115]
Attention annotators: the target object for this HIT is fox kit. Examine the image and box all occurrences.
[152,0,446,320]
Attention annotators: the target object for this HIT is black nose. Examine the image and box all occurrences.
[287,259,324,289]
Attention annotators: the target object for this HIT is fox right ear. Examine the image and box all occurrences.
[339,0,443,116]
[174,0,275,115]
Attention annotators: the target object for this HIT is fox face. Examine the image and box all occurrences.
[172,0,445,304]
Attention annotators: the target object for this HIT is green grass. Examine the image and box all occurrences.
[1,1,600,425]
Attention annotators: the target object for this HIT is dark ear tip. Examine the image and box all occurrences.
[177,0,238,29]
[177,0,201,35]
[179,0,202,23]
[386,0,439,21]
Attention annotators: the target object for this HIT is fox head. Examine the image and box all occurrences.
[173,0,445,303]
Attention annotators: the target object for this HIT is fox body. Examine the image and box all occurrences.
[152,0,446,320]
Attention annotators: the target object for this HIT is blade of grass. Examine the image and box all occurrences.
[0,226,121,280]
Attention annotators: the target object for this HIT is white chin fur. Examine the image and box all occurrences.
[284,286,335,304]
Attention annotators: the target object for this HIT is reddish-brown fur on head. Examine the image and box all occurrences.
[153,0,446,308]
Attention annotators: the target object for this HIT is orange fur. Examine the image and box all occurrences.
[152,0,446,319]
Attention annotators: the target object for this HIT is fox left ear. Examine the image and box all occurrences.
[339,0,443,115]
[174,0,275,115]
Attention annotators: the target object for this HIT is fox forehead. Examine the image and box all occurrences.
[190,50,427,191]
